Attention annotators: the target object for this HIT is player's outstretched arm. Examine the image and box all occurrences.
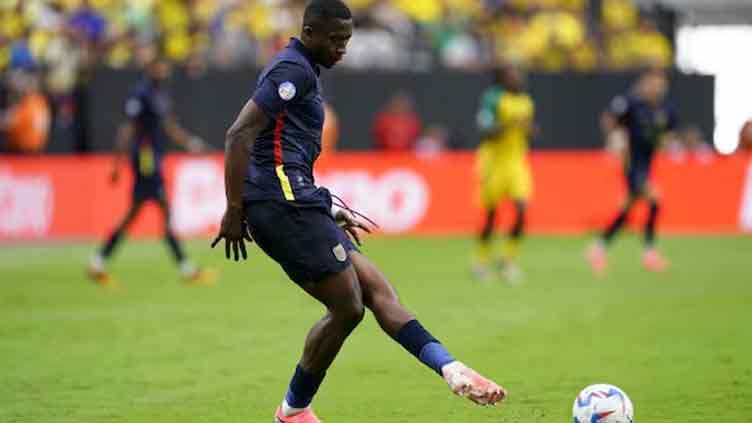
[163,116,207,153]
[212,99,270,261]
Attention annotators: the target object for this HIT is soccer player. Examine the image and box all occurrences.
[587,68,677,275]
[473,65,535,282]
[211,1,506,422]
[88,56,212,286]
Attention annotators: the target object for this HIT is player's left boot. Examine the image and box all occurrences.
[88,254,116,287]
[471,262,493,281]
[442,361,507,406]
[586,241,608,276]
[274,406,321,423]
[642,249,668,272]
[180,261,217,285]
[182,268,217,286]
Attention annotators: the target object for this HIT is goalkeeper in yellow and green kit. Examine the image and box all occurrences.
[473,65,536,282]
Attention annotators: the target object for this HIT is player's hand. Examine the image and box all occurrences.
[187,136,207,153]
[211,207,253,261]
[335,209,374,246]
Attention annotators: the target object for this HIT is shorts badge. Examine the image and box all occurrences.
[332,243,347,262]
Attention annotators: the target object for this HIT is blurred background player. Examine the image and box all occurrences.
[473,65,535,282]
[587,68,677,275]
[87,55,213,286]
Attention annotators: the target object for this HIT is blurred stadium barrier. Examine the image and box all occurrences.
[1,152,750,242]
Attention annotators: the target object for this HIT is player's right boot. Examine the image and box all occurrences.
[642,248,668,272]
[498,260,524,285]
[586,241,608,276]
[274,406,321,423]
[442,361,507,406]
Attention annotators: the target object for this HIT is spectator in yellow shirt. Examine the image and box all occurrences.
[630,18,672,68]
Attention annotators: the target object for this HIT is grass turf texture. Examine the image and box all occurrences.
[1,235,750,423]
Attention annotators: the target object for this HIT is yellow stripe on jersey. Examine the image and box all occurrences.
[275,164,295,201]
[139,144,155,176]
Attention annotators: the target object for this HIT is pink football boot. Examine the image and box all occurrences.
[586,242,608,276]
[274,406,322,423]
[442,362,507,406]
[642,249,668,272]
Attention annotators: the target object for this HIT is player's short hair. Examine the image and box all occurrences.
[303,0,352,30]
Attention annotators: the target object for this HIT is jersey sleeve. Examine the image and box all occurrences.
[252,62,312,118]
[607,95,630,124]
[476,88,503,132]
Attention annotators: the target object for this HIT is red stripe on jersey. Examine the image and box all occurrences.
[273,110,288,166]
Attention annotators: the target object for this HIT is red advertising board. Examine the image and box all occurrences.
[1,152,751,241]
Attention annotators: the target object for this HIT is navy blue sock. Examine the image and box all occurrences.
[284,365,326,409]
[393,320,455,376]
[645,201,660,247]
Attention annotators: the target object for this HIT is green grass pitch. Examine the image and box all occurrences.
[1,235,751,422]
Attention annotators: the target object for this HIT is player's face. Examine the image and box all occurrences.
[312,19,353,68]
[150,60,172,82]
[640,72,667,103]
[505,68,526,92]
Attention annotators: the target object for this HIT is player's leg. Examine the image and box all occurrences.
[603,163,643,246]
[245,201,366,421]
[155,188,214,283]
[602,195,636,244]
[499,200,527,282]
[473,207,497,279]
[641,183,668,272]
[587,165,641,275]
[474,160,504,279]
[102,199,144,257]
[156,193,185,263]
[499,166,531,281]
[350,251,506,406]
[278,266,365,420]
[586,194,635,275]
[89,197,145,284]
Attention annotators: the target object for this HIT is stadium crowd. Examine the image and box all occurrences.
[0,0,677,154]
[1,0,672,73]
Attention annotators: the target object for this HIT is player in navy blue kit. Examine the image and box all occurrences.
[88,56,213,286]
[211,1,505,422]
[587,69,677,275]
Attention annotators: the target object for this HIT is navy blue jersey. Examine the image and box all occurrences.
[244,38,326,204]
[608,94,677,168]
[125,79,171,179]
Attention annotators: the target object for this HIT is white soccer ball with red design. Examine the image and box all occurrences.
[573,384,634,423]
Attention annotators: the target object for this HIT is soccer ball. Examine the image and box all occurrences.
[573,384,634,423]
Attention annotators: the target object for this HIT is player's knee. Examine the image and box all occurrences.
[337,298,365,329]
[329,286,365,329]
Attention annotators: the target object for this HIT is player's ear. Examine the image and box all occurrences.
[302,25,315,38]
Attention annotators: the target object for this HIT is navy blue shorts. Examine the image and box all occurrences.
[133,176,165,202]
[625,162,650,196]
[245,199,358,285]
